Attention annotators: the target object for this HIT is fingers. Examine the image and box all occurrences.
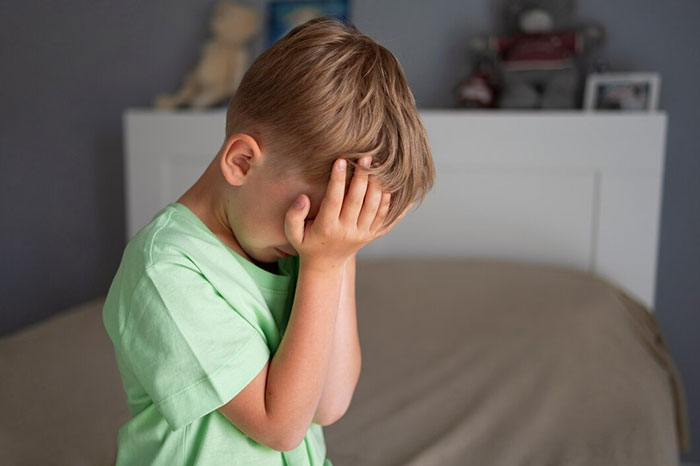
[315,155,412,240]
[370,192,391,234]
[341,156,372,226]
[357,170,383,231]
[316,158,347,224]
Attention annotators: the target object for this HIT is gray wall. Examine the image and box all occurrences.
[1,0,698,460]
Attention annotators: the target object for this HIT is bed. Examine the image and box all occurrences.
[0,109,691,465]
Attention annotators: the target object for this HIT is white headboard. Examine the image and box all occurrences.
[124,109,667,310]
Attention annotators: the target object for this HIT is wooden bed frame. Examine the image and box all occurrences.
[124,109,667,310]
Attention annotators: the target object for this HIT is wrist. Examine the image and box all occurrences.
[299,256,347,275]
[344,253,356,269]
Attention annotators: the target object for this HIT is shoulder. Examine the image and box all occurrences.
[104,205,214,332]
[123,203,225,271]
[104,203,267,338]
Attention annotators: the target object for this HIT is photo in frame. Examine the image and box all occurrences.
[583,72,661,111]
[267,0,350,48]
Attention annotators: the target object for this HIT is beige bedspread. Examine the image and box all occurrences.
[0,258,690,466]
[323,258,691,466]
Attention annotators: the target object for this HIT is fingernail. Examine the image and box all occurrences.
[294,196,305,209]
[361,157,371,168]
[338,159,346,171]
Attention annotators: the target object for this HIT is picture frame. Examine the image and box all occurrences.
[583,72,661,111]
[267,0,350,48]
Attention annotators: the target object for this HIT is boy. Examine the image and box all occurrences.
[102,17,434,466]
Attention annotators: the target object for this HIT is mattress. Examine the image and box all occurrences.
[323,258,690,466]
[0,258,690,466]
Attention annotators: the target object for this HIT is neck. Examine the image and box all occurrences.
[176,163,250,261]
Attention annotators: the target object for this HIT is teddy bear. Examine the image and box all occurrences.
[153,1,261,110]
[462,0,605,109]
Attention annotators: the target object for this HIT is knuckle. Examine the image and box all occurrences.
[348,196,362,208]
[368,193,382,206]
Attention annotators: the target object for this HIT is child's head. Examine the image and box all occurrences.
[222,16,435,232]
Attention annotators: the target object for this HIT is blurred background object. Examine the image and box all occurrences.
[267,0,349,47]
[457,0,605,109]
[153,1,261,110]
[454,55,500,108]
[583,71,661,111]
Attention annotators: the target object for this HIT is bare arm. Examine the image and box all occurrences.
[308,175,415,428]
[263,258,344,448]
[312,252,361,426]
[218,156,408,451]
[217,259,344,451]
[219,156,379,450]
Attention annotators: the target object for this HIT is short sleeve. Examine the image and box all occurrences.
[122,259,271,431]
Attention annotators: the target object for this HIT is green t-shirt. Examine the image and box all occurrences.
[102,202,332,466]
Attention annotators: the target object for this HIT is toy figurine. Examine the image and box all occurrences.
[154,1,261,110]
[465,0,605,109]
[455,56,499,108]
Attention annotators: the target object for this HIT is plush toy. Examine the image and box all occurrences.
[153,1,261,110]
[464,0,605,109]
[455,55,500,108]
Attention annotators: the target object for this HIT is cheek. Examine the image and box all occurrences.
[239,207,274,245]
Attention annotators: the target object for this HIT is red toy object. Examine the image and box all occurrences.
[458,0,605,109]
[492,30,579,70]
[456,68,498,108]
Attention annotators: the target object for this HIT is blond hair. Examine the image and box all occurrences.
[225,16,435,229]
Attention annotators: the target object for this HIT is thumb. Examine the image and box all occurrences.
[284,194,310,247]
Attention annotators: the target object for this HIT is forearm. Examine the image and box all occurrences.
[265,259,344,448]
[312,253,362,425]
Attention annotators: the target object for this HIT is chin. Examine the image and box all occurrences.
[253,250,276,264]
[237,244,273,265]
[271,247,292,259]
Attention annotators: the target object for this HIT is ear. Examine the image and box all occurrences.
[219,133,262,186]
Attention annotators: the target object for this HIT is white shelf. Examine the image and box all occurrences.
[123,108,667,310]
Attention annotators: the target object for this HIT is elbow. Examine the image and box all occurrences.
[275,407,348,451]
[318,363,360,427]
[271,420,313,452]
[316,399,352,427]
[316,364,360,428]
[276,364,362,450]
[274,431,306,452]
